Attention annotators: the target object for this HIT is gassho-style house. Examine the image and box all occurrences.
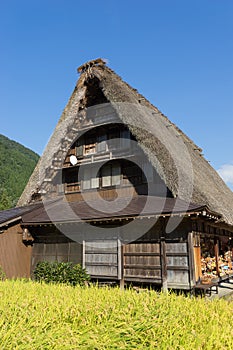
[0,59,233,292]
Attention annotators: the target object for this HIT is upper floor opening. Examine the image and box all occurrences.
[51,123,173,200]
[60,158,171,199]
[63,123,136,168]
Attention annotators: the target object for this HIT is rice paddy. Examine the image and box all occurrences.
[0,280,232,349]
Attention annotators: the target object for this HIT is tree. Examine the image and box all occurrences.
[0,188,12,210]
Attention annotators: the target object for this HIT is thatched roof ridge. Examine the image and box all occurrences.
[18,60,233,226]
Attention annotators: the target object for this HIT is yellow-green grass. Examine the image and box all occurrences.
[0,280,232,349]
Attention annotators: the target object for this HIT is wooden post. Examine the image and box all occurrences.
[188,231,196,287]
[214,238,220,277]
[230,238,233,263]
[82,240,85,269]
[192,231,202,283]
[161,238,168,292]
[119,278,125,290]
[118,239,124,290]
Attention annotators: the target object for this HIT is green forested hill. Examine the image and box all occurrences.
[0,134,39,210]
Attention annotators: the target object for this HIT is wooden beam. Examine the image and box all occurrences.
[82,240,85,269]
[214,237,220,278]
[188,231,196,286]
[118,239,124,289]
[161,239,168,292]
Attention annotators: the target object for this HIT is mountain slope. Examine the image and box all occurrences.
[0,134,39,209]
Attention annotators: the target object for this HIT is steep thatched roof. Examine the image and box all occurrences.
[18,59,233,226]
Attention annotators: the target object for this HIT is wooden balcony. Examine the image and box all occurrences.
[64,182,81,193]
[63,150,137,168]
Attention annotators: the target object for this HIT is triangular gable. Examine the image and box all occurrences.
[17,59,233,226]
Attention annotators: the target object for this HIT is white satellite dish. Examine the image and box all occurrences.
[70,155,78,166]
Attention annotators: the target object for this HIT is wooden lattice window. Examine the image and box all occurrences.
[84,142,96,155]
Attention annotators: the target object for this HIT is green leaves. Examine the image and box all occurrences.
[33,261,90,286]
[0,188,12,210]
[0,134,39,209]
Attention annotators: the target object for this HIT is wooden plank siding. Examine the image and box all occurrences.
[65,186,142,202]
[27,218,196,290]
[166,242,190,289]
[0,224,32,278]
[27,216,233,290]
[31,242,82,272]
[123,240,192,289]
[123,242,162,283]
[83,240,121,279]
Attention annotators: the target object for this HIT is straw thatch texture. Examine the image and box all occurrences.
[18,61,233,226]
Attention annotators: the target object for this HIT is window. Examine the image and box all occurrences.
[83,168,100,190]
[82,163,121,190]
[101,163,121,187]
[75,144,84,157]
[107,128,120,150]
[91,175,99,189]
[63,169,80,193]
[84,136,96,155]
[112,163,121,186]
[83,168,91,190]
[84,143,96,155]
[75,126,132,158]
[97,134,107,152]
[102,164,111,187]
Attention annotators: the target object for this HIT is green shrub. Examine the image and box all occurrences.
[33,261,90,286]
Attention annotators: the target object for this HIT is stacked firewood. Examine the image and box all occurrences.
[201,251,233,281]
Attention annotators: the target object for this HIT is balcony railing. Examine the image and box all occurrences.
[63,148,137,169]
[64,182,81,193]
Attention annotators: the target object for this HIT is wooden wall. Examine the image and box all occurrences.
[30,217,232,289]
[0,224,32,278]
[80,218,195,289]
[81,238,193,289]
[28,218,195,289]
[124,242,161,283]
[83,240,121,279]
[31,242,82,273]
[2,216,231,289]
[65,186,143,202]
[166,242,190,288]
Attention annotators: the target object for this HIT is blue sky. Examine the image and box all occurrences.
[0,0,232,188]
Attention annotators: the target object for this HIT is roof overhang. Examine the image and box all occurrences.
[21,196,222,227]
[0,216,22,230]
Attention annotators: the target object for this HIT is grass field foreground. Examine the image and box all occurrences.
[0,280,232,349]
